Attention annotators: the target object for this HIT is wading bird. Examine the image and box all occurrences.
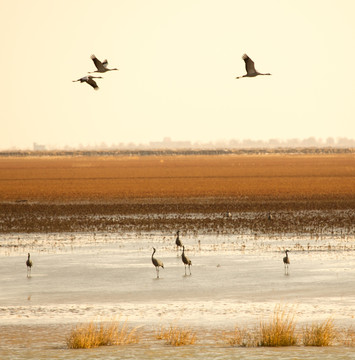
[175,230,183,253]
[182,246,192,275]
[283,250,290,274]
[236,54,271,79]
[89,55,119,73]
[26,253,33,277]
[151,247,164,278]
[72,75,102,90]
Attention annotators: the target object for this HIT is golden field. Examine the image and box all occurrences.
[0,154,354,202]
[0,154,354,233]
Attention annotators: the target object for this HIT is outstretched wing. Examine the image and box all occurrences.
[90,54,106,72]
[102,59,108,68]
[242,54,257,75]
[72,76,87,83]
[86,78,99,90]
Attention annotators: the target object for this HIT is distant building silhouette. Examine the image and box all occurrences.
[149,137,191,149]
[33,142,46,151]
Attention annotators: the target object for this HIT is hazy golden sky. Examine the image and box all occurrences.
[1,0,354,149]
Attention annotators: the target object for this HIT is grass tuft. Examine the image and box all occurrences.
[66,318,140,349]
[156,324,197,346]
[303,318,335,346]
[220,326,256,347]
[258,305,298,347]
[342,327,355,347]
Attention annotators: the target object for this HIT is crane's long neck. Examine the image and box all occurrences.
[152,249,156,259]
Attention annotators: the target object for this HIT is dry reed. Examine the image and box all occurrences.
[66,318,140,349]
[156,324,197,346]
[220,326,257,347]
[302,318,336,346]
[342,327,355,347]
[257,305,298,347]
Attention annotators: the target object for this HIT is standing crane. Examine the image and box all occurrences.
[151,247,164,278]
[175,230,183,254]
[72,75,102,90]
[182,246,192,275]
[283,250,290,274]
[26,253,33,277]
[236,54,271,79]
[89,55,119,73]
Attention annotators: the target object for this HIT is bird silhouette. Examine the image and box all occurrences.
[72,75,102,90]
[26,253,33,277]
[175,230,183,254]
[182,246,192,275]
[151,247,164,278]
[236,54,271,79]
[89,55,119,73]
[283,250,290,274]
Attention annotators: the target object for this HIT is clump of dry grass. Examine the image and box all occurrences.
[258,305,298,347]
[66,318,140,349]
[342,327,355,347]
[220,326,256,347]
[302,318,336,346]
[156,324,197,346]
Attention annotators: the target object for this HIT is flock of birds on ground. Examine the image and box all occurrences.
[152,230,193,278]
[26,226,290,279]
[73,53,271,91]
[152,230,289,279]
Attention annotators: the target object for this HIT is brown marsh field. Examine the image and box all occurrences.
[0,153,354,234]
[0,154,354,201]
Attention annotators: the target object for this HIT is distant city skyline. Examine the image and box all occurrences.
[21,136,355,152]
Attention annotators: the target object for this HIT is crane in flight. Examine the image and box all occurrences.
[236,54,271,79]
[72,75,102,90]
[89,55,119,73]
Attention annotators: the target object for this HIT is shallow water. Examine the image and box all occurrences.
[0,231,354,359]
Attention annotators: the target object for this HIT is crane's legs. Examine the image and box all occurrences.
[184,264,191,276]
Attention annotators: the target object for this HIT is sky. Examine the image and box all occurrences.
[1,0,355,149]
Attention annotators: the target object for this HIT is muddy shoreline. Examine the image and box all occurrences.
[1,197,354,234]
